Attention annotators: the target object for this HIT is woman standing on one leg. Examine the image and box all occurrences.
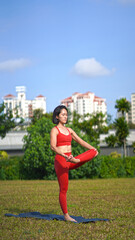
[50,105,98,222]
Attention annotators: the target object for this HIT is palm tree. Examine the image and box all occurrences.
[114,117,129,157]
[115,98,131,117]
[114,98,130,157]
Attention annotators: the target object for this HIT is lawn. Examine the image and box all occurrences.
[0,178,135,240]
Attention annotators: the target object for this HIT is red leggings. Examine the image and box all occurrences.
[54,149,98,214]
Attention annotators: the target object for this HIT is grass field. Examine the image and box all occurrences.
[0,178,135,240]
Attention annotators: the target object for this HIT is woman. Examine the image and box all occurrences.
[50,105,98,222]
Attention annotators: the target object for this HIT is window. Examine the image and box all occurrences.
[9,102,12,110]
[19,101,21,108]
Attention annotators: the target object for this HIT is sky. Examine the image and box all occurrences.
[0,0,135,120]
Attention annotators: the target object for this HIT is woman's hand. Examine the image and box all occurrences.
[65,155,80,163]
[64,154,73,161]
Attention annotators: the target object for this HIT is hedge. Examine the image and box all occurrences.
[0,155,135,180]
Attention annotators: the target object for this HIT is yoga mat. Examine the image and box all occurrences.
[5,212,110,223]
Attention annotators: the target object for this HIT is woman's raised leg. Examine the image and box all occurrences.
[69,149,98,170]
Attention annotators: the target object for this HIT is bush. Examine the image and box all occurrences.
[99,155,135,178]
[0,151,9,160]
[0,155,135,180]
[109,151,121,158]
[0,156,22,180]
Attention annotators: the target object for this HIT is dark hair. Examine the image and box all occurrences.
[52,105,68,124]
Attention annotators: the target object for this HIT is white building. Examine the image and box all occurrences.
[131,93,135,124]
[3,86,46,118]
[61,91,107,117]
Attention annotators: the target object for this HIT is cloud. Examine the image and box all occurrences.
[72,58,115,78]
[0,58,31,72]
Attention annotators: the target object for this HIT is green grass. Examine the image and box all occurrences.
[0,178,135,240]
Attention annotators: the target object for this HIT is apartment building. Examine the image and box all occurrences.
[61,91,107,117]
[3,86,46,118]
[131,93,135,124]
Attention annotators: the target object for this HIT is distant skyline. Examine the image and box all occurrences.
[0,0,135,120]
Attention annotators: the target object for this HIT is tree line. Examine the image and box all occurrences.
[0,98,135,180]
[0,97,134,157]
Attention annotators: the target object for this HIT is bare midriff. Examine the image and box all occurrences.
[57,145,72,153]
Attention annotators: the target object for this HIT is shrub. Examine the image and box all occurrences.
[0,155,135,180]
[99,155,135,178]
[0,151,9,160]
[109,151,121,158]
[0,156,22,180]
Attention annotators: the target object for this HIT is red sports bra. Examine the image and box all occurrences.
[55,126,72,147]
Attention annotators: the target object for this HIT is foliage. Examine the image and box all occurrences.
[67,124,100,180]
[31,108,44,124]
[22,117,56,179]
[132,141,135,153]
[44,112,53,121]
[105,134,118,147]
[128,122,135,129]
[105,98,130,157]
[0,151,9,160]
[31,109,53,125]
[99,155,135,178]
[114,117,129,147]
[106,113,113,125]
[0,102,15,138]
[67,124,98,156]
[115,98,131,116]
[0,156,21,180]
[71,111,108,143]
[0,154,135,180]
[109,151,121,158]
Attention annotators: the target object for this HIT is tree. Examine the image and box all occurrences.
[132,142,135,153]
[31,108,44,124]
[71,111,108,143]
[44,112,53,121]
[22,117,55,179]
[105,134,118,147]
[115,98,131,117]
[114,98,130,157]
[114,117,129,157]
[0,103,15,138]
[128,122,135,129]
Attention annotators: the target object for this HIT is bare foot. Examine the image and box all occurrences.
[64,213,77,222]
[67,157,80,164]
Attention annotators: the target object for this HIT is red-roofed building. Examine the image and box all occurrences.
[3,86,46,118]
[61,91,107,118]
[4,94,16,99]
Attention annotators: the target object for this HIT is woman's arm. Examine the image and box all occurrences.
[69,128,98,151]
[50,127,71,159]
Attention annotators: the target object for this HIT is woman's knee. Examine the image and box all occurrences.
[60,185,68,194]
[91,148,98,157]
[94,149,98,156]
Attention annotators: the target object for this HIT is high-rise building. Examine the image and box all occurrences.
[3,86,46,118]
[131,93,135,124]
[61,91,107,117]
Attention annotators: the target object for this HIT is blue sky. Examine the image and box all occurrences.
[0,0,135,120]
